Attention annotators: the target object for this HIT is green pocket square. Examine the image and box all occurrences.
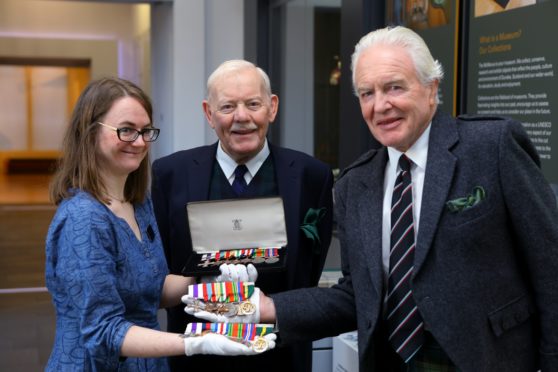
[446,186,486,213]
[300,207,326,254]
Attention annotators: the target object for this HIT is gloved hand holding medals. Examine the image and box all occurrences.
[182,263,271,355]
[201,262,259,283]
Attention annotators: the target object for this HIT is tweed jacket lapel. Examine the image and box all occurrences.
[413,110,459,275]
[348,147,388,298]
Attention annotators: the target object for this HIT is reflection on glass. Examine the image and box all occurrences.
[0,66,27,150]
[314,5,340,169]
[31,67,67,150]
[386,0,451,30]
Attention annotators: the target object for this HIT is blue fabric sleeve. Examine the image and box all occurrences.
[53,197,134,369]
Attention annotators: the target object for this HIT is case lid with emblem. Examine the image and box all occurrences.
[181,196,288,276]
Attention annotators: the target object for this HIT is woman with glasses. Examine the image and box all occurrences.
[45,77,274,371]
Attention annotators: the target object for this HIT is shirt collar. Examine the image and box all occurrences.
[387,123,431,173]
[216,140,270,179]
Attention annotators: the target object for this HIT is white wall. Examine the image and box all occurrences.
[203,0,245,145]
[281,0,314,155]
[131,5,152,92]
[0,36,118,80]
[150,0,244,160]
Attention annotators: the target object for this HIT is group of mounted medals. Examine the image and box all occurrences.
[183,281,273,352]
[196,248,280,268]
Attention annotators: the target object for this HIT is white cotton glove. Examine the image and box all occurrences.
[200,263,258,283]
[183,332,276,356]
[182,287,261,324]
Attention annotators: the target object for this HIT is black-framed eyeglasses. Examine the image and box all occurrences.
[97,122,160,142]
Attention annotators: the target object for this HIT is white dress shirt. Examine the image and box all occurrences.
[381,124,431,289]
[216,140,270,186]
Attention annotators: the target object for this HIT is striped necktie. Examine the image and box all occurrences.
[232,164,248,195]
[386,154,424,362]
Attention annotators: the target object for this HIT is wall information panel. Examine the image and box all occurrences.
[466,0,557,184]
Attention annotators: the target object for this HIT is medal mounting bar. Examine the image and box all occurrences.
[181,196,288,276]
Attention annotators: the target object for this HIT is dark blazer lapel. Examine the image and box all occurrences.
[354,148,387,297]
[414,111,458,274]
[271,144,302,251]
[188,143,218,201]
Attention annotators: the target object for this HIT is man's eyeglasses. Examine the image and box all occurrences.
[216,99,264,115]
[97,122,160,142]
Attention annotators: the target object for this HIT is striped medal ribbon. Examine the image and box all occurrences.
[185,322,274,352]
[199,247,281,265]
[189,281,254,303]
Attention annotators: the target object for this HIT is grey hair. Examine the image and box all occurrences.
[206,59,272,102]
[351,26,444,101]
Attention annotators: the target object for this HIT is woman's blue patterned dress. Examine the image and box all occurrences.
[45,191,170,371]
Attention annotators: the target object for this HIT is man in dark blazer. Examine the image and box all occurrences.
[251,26,558,371]
[151,60,333,371]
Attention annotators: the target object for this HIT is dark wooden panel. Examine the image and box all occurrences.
[0,206,55,288]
